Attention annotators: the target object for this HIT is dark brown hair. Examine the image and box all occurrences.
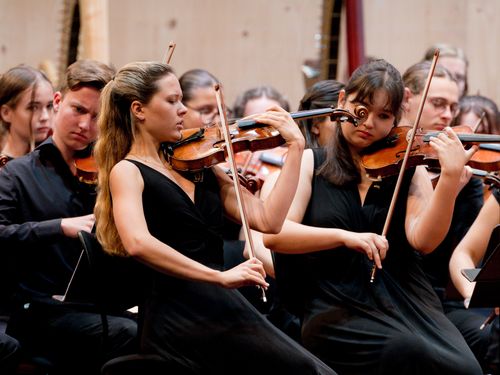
[58,59,115,95]
[318,59,404,185]
[298,80,345,148]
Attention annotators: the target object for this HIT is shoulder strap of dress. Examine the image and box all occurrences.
[493,187,500,204]
[311,147,326,170]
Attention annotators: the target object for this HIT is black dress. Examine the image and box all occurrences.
[127,160,336,375]
[295,149,482,375]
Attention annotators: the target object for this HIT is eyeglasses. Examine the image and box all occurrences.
[185,104,221,126]
[427,97,459,117]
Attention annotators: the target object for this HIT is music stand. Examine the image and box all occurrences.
[461,224,500,308]
[52,249,93,304]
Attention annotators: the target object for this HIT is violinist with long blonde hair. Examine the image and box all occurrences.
[94,61,336,374]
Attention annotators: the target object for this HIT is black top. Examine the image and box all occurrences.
[290,148,481,374]
[0,138,96,302]
[494,187,500,203]
[127,160,336,374]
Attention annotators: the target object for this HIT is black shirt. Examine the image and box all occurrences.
[0,138,96,302]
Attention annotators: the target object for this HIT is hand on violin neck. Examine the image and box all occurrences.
[248,106,305,149]
[429,126,478,181]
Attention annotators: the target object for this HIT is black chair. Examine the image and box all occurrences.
[77,232,186,375]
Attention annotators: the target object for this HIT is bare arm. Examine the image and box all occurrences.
[450,193,500,299]
[110,161,268,289]
[405,128,476,254]
[263,149,388,268]
[219,106,305,234]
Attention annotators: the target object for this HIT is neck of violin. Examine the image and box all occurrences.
[458,134,500,143]
[423,132,500,143]
[237,108,336,129]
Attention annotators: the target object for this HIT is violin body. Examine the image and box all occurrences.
[362,125,500,180]
[163,124,284,172]
[223,147,288,193]
[75,155,98,184]
[163,107,365,173]
[361,126,438,179]
[74,143,98,185]
[246,147,287,182]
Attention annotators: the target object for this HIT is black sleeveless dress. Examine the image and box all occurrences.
[126,160,336,375]
[295,149,482,375]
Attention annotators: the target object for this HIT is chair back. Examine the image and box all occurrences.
[77,231,145,314]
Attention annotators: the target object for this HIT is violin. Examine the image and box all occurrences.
[74,144,98,185]
[217,148,288,194]
[162,106,367,172]
[361,125,500,180]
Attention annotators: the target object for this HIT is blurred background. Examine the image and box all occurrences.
[1,0,498,109]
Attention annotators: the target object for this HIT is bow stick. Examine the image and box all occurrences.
[214,84,267,302]
[370,49,440,283]
[163,41,176,64]
[472,111,486,133]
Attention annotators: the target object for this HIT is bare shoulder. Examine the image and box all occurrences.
[301,148,315,179]
[110,160,144,189]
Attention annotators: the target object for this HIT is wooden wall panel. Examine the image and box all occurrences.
[0,0,61,78]
[363,0,500,104]
[107,0,323,109]
[1,0,499,107]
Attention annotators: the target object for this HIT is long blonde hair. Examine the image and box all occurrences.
[94,61,175,256]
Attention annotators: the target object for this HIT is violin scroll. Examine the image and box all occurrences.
[351,105,369,126]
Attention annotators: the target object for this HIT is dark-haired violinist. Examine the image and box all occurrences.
[264,59,482,374]
[0,60,137,375]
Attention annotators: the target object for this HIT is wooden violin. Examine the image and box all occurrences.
[162,106,367,172]
[361,125,500,180]
[74,144,98,185]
